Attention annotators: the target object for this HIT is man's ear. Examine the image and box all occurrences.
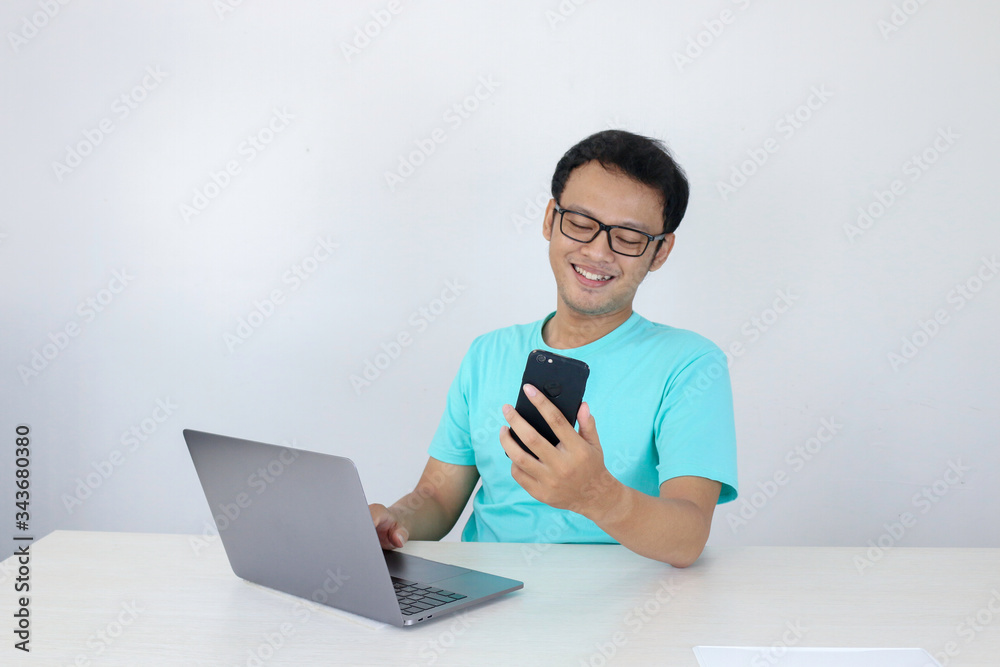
[542,199,556,241]
[648,233,675,272]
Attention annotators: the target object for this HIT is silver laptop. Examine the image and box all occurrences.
[183,429,522,626]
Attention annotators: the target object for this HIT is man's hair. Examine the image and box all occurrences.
[551,129,689,235]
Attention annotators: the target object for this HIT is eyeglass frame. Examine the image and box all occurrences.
[553,205,667,257]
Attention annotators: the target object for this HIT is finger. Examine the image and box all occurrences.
[370,503,389,528]
[376,524,395,550]
[576,402,601,447]
[499,422,547,474]
[502,427,543,494]
[380,524,406,550]
[501,404,551,464]
[376,520,398,549]
[522,383,577,443]
[508,454,542,494]
[370,504,404,549]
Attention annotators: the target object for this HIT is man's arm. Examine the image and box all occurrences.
[369,457,479,549]
[585,474,720,568]
[499,384,720,567]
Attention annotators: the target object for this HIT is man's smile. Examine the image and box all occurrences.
[572,263,615,286]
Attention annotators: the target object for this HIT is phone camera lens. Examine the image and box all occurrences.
[536,354,546,363]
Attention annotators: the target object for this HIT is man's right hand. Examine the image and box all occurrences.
[369,503,409,549]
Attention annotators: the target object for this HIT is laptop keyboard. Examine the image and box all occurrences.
[392,576,467,616]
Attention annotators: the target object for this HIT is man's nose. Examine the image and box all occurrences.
[580,229,616,261]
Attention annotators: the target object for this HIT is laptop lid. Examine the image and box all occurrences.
[183,429,522,626]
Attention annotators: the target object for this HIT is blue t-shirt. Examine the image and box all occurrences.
[427,311,738,544]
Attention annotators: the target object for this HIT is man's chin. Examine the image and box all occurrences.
[558,288,625,318]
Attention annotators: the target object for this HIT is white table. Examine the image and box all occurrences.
[2,531,998,665]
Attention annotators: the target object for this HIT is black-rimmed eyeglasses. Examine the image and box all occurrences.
[554,206,666,257]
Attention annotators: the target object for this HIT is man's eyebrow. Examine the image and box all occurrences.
[565,204,656,233]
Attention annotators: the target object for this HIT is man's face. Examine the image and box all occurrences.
[542,160,674,319]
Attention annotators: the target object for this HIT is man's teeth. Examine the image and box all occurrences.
[575,265,612,281]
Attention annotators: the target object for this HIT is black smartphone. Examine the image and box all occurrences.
[509,349,590,458]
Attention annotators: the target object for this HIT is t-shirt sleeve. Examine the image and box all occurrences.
[427,347,477,466]
[654,345,739,504]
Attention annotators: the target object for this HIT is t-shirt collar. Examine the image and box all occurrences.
[533,311,644,355]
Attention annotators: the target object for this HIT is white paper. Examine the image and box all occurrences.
[692,646,941,667]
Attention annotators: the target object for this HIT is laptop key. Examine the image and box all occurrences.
[424,594,452,605]
[393,576,467,611]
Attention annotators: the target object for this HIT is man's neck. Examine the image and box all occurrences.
[542,306,633,350]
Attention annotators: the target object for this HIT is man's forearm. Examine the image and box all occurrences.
[389,489,458,541]
[383,458,479,544]
[582,477,712,567]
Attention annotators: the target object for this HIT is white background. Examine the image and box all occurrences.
[2,0,998,560]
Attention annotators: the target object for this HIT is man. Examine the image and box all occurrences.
[370,130,737,567]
